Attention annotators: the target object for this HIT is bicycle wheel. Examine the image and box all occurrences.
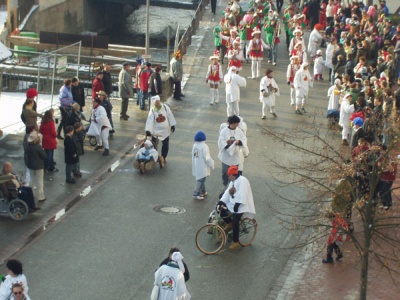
[239,218,258,247]
[195,224,226,255]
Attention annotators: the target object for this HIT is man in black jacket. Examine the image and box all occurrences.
[150,66,162,97]
[64,126,79,184]
[71,77,85,112]
[102,63,113,99]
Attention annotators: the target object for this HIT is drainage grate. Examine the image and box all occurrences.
[154,205,186,215]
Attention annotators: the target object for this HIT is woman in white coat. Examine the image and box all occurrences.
[224,66,247,117]
[259,68,280,119]
[145,95,177,166]
[88,97,112,156]
[325,37,338,84]
[338,93,355,146]
[327,79,342,110]
[192,131,214,200]
[293,62,313,114]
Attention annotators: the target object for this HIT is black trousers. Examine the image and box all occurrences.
[172,80,182,99]
[211,0,217,14]
[57,107,70,136]
[18,187,36,209]
[153,136,170,158]
[326,242,342,258]
[220,209,243,243]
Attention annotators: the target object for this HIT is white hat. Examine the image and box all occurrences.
[233,37,240,45]
[290,55,299,61]
[344,93,352,99]
[144,140,153,147]
[316,49,322,55]
[334,78,341,85]
[150,95,160,106]
[251,27,261,36]
[293,28,303,35]
[301,62,309,68]
[209,50,220,60]
[229,66,237,72]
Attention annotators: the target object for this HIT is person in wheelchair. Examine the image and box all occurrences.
[216,165,255,250]
[1,162,40,213]
[133,140,159,173]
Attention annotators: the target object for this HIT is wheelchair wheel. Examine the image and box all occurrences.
[195,224,226,255]
[8,199,29,221]
[238,218,258,247]
[89,136,97,146]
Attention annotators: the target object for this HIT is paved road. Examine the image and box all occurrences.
[0,3,336,300]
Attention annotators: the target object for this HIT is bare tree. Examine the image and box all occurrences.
[261,112,400,300]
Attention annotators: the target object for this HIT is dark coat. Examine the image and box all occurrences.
[351,127,365,149]
[102,71,113,95]
[26,143,46,170]
[100,99,113,119]
[72,83,86,108]
[345,59,356,82]
[73,131,85,156]
[67,111,82,127]
[64,135,79,164]
[150,72,162,95]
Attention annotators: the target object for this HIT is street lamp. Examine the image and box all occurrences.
[145,0,150,55]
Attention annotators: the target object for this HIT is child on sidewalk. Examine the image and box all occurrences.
[64,126,79,184]
[313,49,325,80]
[72,122,85,178]
[192,131,214,200]
[322,212,349,263]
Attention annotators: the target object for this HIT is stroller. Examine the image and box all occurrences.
[327,109,340,130]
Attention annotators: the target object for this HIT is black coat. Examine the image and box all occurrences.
[26,143,46,170]
[352,128,365,149]
[150,72,162,95]
[100,99,113,119]
[64,135,79,164]
[71,84,86,108]
[73,131,85,156]
[102,71,113,95]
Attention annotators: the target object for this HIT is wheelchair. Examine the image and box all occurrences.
[0,189,29,221]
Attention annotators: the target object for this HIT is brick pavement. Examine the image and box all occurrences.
[289,174,400,300]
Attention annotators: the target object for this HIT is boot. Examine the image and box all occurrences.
[102,149,109,156]
[133,160,140,169]
[209,88,215,105]
[214,89,219,103]
[229,242,240,250]
[159,156,165,168]
[341,139,349,146]
[322,256,334,263]
[139,162,145,174]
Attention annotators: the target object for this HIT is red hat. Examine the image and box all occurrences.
[314,24,324,31]
[227,165,239,175]
[26,88,38,99]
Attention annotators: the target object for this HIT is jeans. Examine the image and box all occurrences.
[267,45,277,63]
[193,177,206,196]
[66,163,78,181]
[140,91,149,110]
[45,149,55,171]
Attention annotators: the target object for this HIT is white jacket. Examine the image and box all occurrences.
[154,264,190,300]
[307,29,322,55]
[87,105,112,136]
[192,141,214,180]
[339,98,355,127]
[314,56,325,75]
[224,71,247,103]
[327,85,341,110]
[325,43,337,69]
[145,104,177,141]
[294,66,313,98]
[218,126,248,166]
[220,175,256,216]
[259,76,280,107]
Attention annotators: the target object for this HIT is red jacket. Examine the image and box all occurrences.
[40,120,57,150]
[328,214,349,245]
[92,78,104,99]
[139,67,153,92]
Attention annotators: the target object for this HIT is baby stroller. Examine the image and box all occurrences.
[83,120,97,146]
[133,133,162,174]
[327,109,340,130]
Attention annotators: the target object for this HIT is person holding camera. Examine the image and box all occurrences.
[145,96,177,168]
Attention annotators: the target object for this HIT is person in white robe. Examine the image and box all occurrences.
[338,93,355,146]
[224,66,247,117]
[192,131,214,200]
[145,95,177,166]
[293,62,313,114]
[327,79,342,110]
[308,25,323,57]
[287,56,301,106]
[259,68,280,118]
[87,97,112,156]
[313,49,325,80]
[218,165,256,250]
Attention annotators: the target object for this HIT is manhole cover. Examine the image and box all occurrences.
[154,205,186,215]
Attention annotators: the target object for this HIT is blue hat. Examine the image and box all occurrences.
[353,117,363,127]
[136,58,142,64]
[194,131,206,142]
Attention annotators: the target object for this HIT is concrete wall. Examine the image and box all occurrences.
[25,0,86,34]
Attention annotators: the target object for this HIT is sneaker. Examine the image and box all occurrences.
[322,257,334,263]
[273,62,276,66]
[229,242,240,250]
[94,145,103,151]
[271,112,277,118]
[290,102,295,106]
[200,192,208,197]
[66,179,76,184]
[194,195,205,200]
[209,102,214,105]
[57,135,64,140]
[47,168,59,173]
[74,172,82,178]
[295,109,302,115]
[301,107,307,113]
[102,149,110,156]
[261,115,266,119]
[268,60,271,64]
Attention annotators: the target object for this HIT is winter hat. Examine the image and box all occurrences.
[27,131,39,143]
[26,88,38,99]
[353,117,363,127]
[209,50,220,60]
[194,131,206,142]
[144,140,153,148]
[227,165,239,175]
[171,252,185,273]
[314,24,324,31]
[316,49,322,55]
[251,27,261,36]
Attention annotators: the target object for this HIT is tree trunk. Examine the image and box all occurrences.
[359,249,369,300]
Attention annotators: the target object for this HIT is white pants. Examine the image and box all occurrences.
[342,125,350,140]
[262,103,275,115]
[29,168,45,200]
[290,86,296,105]
[251,60,262,78]
[295,93,308,106]
[96,127,110,149]
[227,101,239,116]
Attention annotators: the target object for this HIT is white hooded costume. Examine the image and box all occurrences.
[192,141,214,180]
[293,62,313,105]
[308,28,323,56]
[224,66,247,116]
[327,79,342,110]
[259,73,280,116]
[145,103,177,141]
[313,52,325,76]
[88,104,112,149]
[339,93,355,140]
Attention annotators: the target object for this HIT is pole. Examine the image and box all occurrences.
[145,0,150,55]
[50,55,57,107]
[167,26,170,72]
[37,61,40,105]
[77,41,82,78]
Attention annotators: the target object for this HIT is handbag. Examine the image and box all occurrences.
[150,284,160,300]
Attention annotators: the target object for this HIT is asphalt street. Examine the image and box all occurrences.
[0,4,339,300]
